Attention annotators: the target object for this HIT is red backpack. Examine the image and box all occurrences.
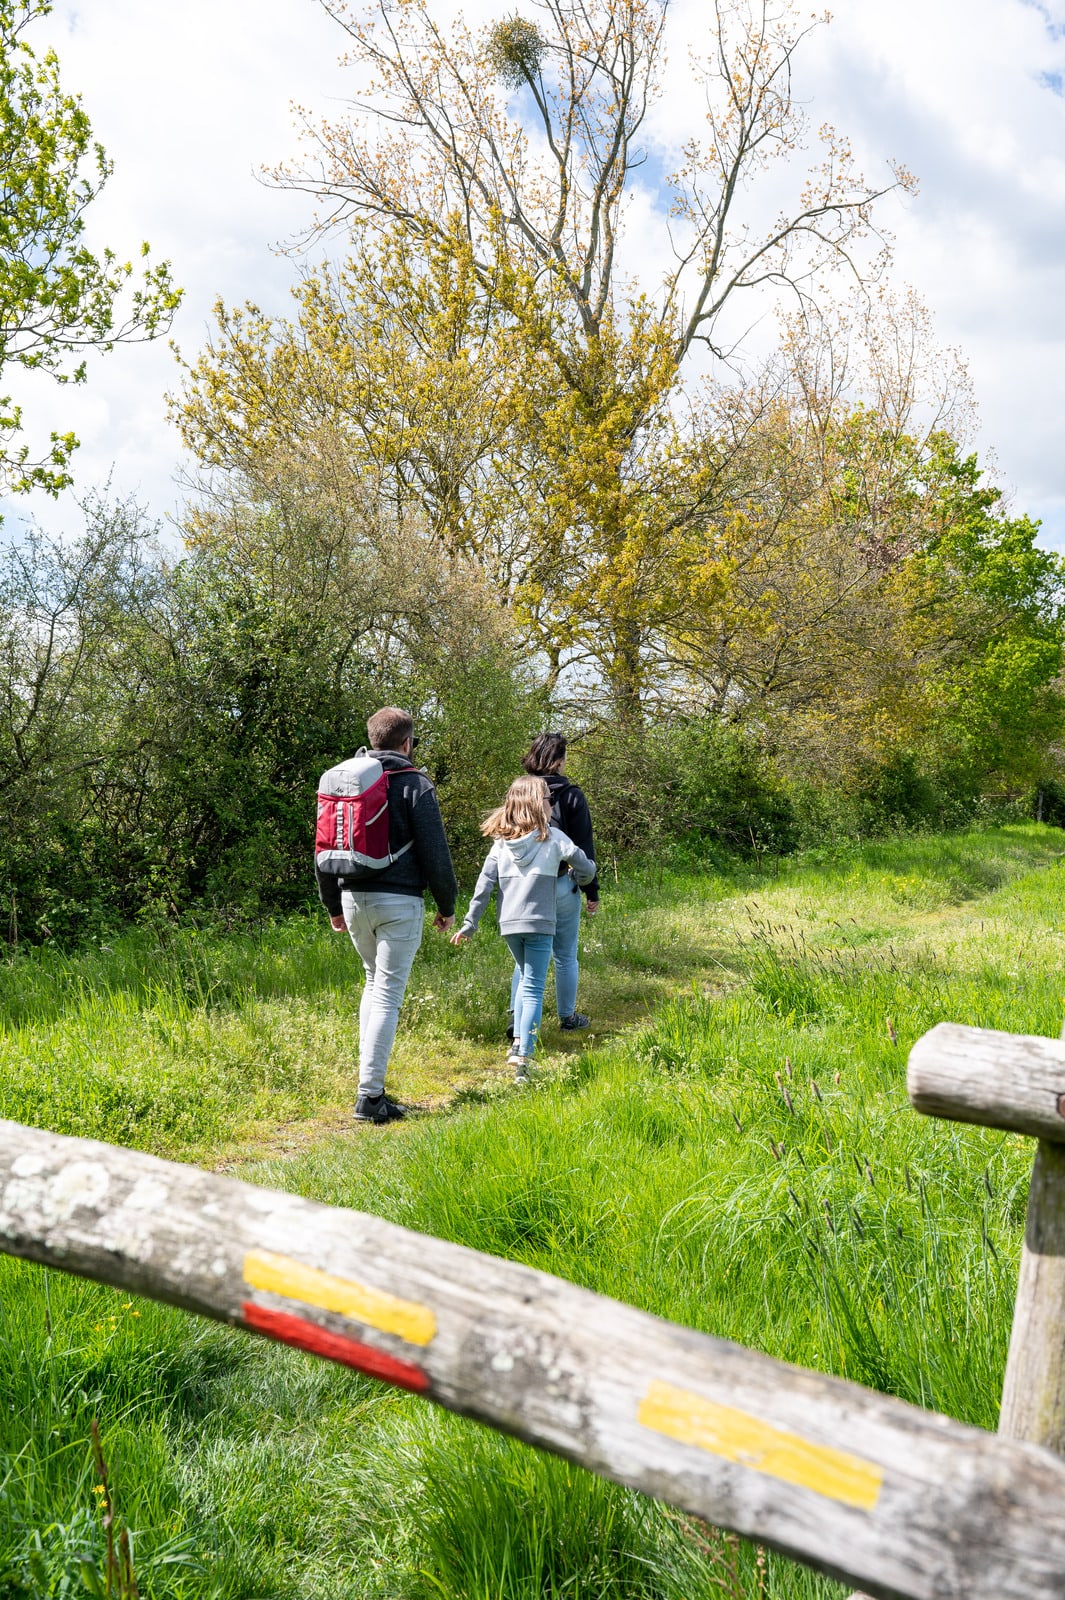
[315,754,414,877]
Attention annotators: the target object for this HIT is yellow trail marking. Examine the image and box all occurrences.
[638,1379,883,1511]
[243,1250,436,1346]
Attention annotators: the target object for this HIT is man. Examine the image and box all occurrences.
[316,706,457,1124]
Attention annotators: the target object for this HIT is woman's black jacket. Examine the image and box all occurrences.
[543,772,600,901]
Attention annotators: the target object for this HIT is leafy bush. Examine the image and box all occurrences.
[0,499,538,945]
[571,716,795,862]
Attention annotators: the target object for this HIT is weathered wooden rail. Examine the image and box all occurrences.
[4,1018,1065,1599]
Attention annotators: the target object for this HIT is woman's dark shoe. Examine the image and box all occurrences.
[559,1011,590,1031]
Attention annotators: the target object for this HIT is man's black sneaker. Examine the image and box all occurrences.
[505,1011,515,1043]
[354,1093,408,1124]
[559,1011,590,1031]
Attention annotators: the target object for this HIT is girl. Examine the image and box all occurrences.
[451,776,596,1079]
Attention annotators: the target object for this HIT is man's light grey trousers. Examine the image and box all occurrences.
[341,890,424,1097]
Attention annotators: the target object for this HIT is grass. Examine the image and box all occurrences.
[2,823,1065,1596]
[0,857,738,1165]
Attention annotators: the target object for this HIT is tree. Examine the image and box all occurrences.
[0,477,541,942]
[264,0,912,711]
[654,294,972,721]
[0,495,165,939]
[0,0,181,493]
[898,446,1065,788]
[179,0,1061,786]
[173,255,984,736]
[174,224,523,573]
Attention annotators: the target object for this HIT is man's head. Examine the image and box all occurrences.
[367,706,414,753]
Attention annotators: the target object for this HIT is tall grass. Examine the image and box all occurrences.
[2,825,1064,1596]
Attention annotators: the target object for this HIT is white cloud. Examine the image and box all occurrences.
[4,0,1065,549]
[801,0,1065,541]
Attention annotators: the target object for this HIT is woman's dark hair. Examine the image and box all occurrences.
[522,732,567,775]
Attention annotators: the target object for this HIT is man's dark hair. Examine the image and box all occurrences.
[367,706,414,751]
[522,732,567,775]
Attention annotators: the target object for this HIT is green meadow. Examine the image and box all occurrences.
[3,824,1065,1597]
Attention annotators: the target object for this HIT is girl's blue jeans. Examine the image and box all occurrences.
[504,931,555,1059]
[509,875,582,1023]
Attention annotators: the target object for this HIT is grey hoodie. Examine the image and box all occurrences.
[460,827,596,937]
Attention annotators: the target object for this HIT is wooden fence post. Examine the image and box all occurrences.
[848,1018,1065,1600]
[908,1020,1065,1455]
[998,1131,1065,1449]
[1002,1018,1065,1449]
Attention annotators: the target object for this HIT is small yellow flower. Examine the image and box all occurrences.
[93,1484,106,1496]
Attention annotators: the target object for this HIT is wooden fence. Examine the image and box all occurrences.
[3,1018,1065,1599]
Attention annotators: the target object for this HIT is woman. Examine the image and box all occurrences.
[508,731,599,1036]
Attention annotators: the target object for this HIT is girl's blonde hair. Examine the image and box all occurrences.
[481,775,552,841]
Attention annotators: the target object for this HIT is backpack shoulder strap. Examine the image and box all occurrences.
[384,762,437,793]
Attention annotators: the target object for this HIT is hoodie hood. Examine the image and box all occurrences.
[501,830,551,870]
[357,745,418,772]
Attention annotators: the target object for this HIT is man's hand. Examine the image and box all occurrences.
[434,912,455,932]
[586,899,600,916]
[330,914,347,932]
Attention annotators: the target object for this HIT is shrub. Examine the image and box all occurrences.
[569,716,796,862]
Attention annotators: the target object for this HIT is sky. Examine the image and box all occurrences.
[4,0,1065,547]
